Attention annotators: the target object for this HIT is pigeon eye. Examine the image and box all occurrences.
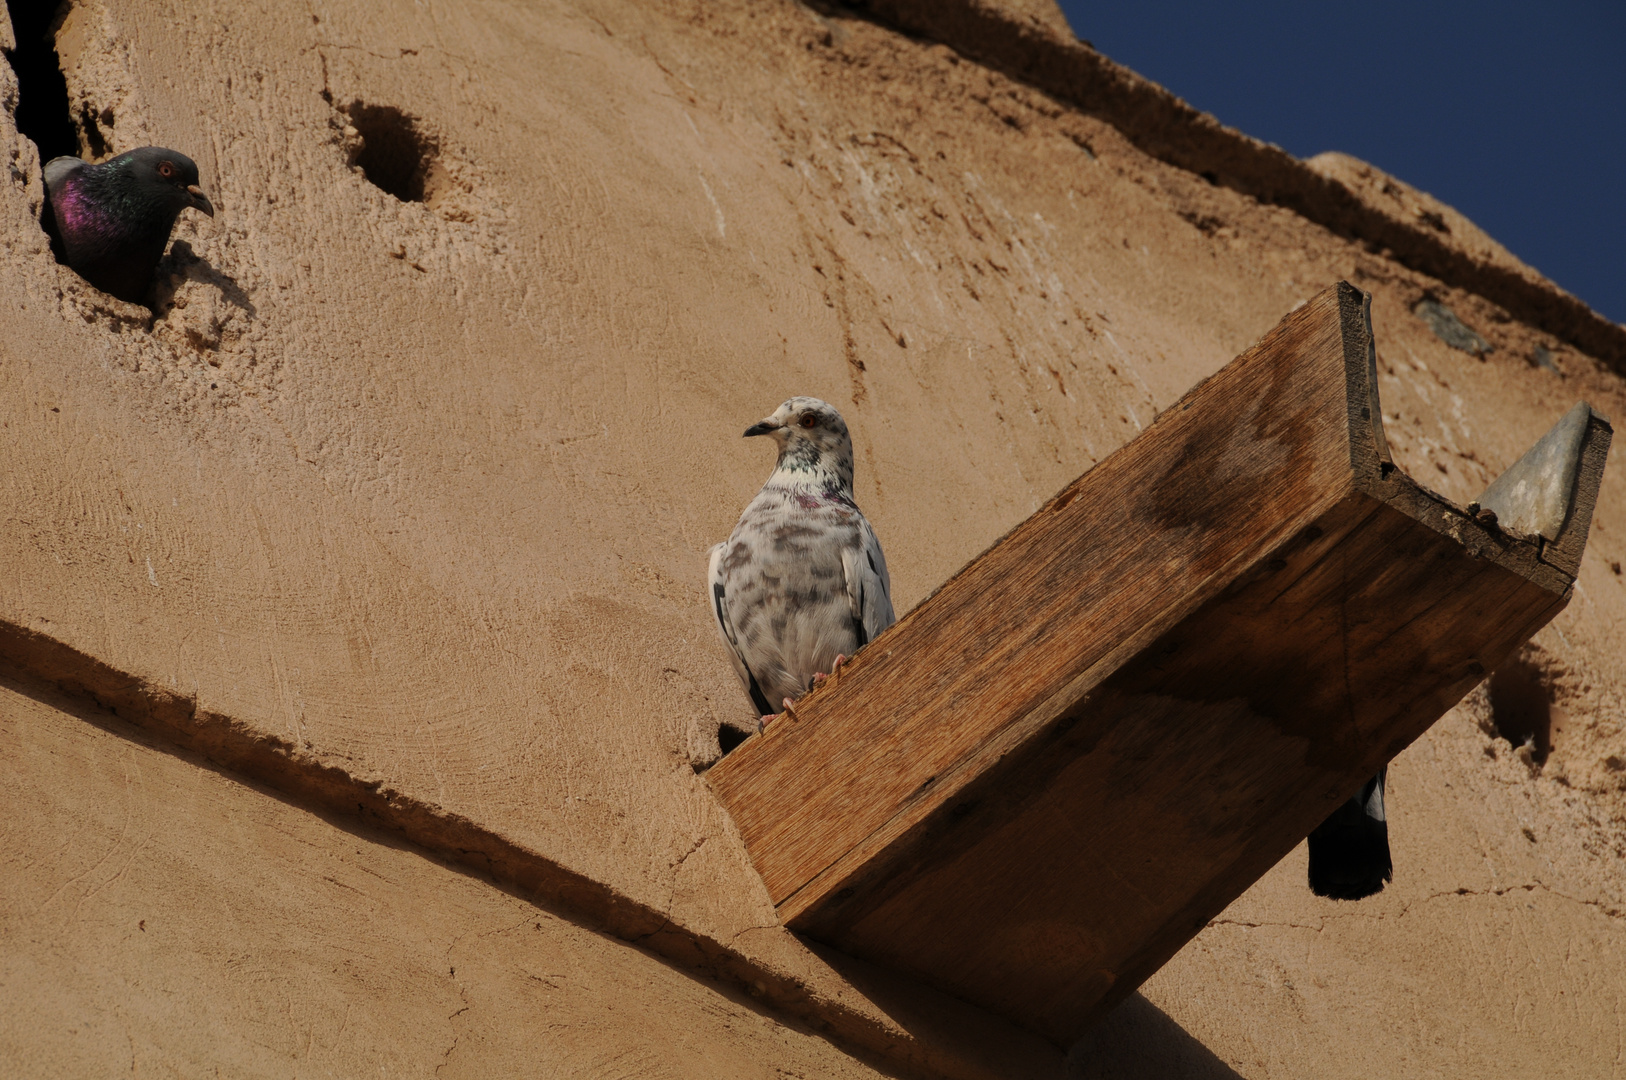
[158,161,176,179]
[799,414,817,428]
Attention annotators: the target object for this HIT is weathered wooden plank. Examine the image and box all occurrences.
[707,282,1611,1045]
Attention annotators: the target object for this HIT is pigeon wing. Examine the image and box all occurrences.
[42,156,85,194]
[708,542,775,716]
[842,518,896,649]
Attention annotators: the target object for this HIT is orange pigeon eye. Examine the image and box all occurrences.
[800,414,817,428]
[158,161,176,178]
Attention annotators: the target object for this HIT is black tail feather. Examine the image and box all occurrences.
[1307,768,1392,900]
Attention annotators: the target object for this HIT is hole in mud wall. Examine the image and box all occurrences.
[717,723,749,756]
[1487,651,1559,764]
[345,102,437,203]
[5,3,79,165]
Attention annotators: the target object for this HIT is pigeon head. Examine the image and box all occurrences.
[44,146,215,304]
[744,396,855,491]
[102,147,216,220]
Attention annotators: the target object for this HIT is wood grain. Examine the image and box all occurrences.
[707,282,1611,1045]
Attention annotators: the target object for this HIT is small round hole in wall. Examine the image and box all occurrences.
[1487,651,1558,764]
[717,722,749,756]
[344,102,437,203]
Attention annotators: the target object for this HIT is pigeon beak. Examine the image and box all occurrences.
[743,420,779,438]
[186,184,216,217]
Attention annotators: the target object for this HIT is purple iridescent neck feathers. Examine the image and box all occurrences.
[43,146,215,305]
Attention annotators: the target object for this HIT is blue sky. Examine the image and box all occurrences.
[1056,2,1624,324]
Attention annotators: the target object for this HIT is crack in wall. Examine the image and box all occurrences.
[1208,877,1625,936]
[434,929,474,1077]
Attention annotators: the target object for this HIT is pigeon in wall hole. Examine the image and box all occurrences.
[1306,767,1392,900]
[708,397,895,723]
[43,146,215,305]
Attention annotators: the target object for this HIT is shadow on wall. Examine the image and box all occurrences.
[1067,994,1243,1079]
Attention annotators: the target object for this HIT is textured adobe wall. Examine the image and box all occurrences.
[1,0,1623,1077]
[0,677,892,1079]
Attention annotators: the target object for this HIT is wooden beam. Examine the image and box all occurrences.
[707,282,1612,1046]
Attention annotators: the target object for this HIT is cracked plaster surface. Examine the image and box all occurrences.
[3,0,1626,1075]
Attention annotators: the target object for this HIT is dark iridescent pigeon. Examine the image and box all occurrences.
[43,146,215,304]
[1307,767,1391,900]
[709,397,895,722]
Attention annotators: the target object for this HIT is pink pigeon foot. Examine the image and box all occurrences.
[762,696,800,728]
[812,654,849,691]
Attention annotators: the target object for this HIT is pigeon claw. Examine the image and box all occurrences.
[811,654,849,691]
[761,697,802,729]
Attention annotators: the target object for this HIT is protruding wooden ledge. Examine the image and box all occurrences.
[707,282,1612,1046]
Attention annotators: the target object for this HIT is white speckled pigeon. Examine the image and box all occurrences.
[708,397,895,722]
[43,147,215,304]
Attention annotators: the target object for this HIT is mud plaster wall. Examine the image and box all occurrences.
[0,677,897,1080]
[1,1,1624,1078]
